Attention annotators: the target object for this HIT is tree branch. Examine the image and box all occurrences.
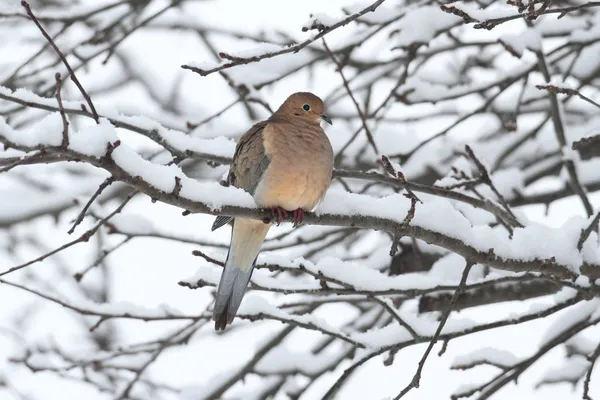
[0,135,591,281]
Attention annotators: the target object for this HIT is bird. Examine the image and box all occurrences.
[211,92,334,331]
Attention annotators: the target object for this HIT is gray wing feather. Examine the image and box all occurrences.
[211,215,233,231]
[248,155,270,194]
[211,123,270,232]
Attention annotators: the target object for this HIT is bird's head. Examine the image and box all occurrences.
[276,92,332,126]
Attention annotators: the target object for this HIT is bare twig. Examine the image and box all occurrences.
[73,236,132,282]
[191,249,224,266]
[101,0,181,64]
[0,191,136,277]
[68,177,115,235]
[322,38,379,154]
[393,262,473,399]
[0,152,44,173]
[534,49,594,217]
[464,145,521,226]
[21,0,99,122]
[54,73,69,148]
[381,154,423,254]
[372,296,422,342]
[536,84,600,110]
[322,294,581,399]
[583,341,600,400]
[578,212,600,250]
[181,0,388,77]
[441,2,600,29]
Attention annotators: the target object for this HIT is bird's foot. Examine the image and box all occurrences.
[268,207,304,227]
[291,208,304,227]
[270,207,288,226]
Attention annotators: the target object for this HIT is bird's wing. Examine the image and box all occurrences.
[211,121,270,231]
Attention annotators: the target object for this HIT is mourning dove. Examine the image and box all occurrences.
[211,92,334,330]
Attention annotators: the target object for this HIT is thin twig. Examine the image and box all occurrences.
[372,296,422,342]
[381,155,423,254]
[181,0,388,77]
[583,341,600,400]
[73,236,132,282]
[102,0,181,64]
[191,249,225,266]
[21,0,100,122]
[0,191,136,277]
[54,73,69,148]
[536,84,600,110]
[0,152,43,173]
[464,145,521,227]
[534,49,594,217]
[578,211,600,250]
[68,178,115,235]
[394,262,473,399]
[322,38,378,154]
[322,292,580,400]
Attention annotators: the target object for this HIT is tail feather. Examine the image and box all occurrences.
[213,218,270,330]
[213,256,256,330]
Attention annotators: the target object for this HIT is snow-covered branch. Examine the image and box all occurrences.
[1,115,598,282]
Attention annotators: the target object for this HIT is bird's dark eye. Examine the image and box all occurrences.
[302,104,310,111]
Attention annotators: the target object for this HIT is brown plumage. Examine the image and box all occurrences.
[212,92,334,330]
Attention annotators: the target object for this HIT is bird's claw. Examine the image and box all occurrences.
[291,208,304,227]
[270,207,288,226]
[268,207,304,227]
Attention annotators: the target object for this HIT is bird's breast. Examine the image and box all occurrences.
[253,129,333,210]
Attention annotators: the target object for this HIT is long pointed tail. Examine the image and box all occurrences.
[213,218,270,330]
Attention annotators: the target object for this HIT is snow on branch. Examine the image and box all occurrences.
[181,0,387,77]
[1,116,599,282]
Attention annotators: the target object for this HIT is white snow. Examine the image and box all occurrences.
[69,118,120,157]
[82,298,183,319]
[500,29,543,57]
[0,112,256,211]
[452,347,520,368]
[540,299,600,345]
[395,6,460,48]
[489,167,525,199]
[565,333,599,355]
[570,14,600,42]
[400,62,536,103]
[237,295,359,342]
[186,43,289,71]
[256,346,333,375]
[536,14,588,35]
[109,213,155,235]
[116,114,237,158]
[302,13,339,31]
[1,113,63,148]
[344,2,407,24]
[538,356,589,385]
[0,86,237,160]
[449,2,519,21]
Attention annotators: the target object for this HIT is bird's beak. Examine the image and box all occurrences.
[321,114,333,125]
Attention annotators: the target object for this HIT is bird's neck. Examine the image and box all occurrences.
[268,113,322,132]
